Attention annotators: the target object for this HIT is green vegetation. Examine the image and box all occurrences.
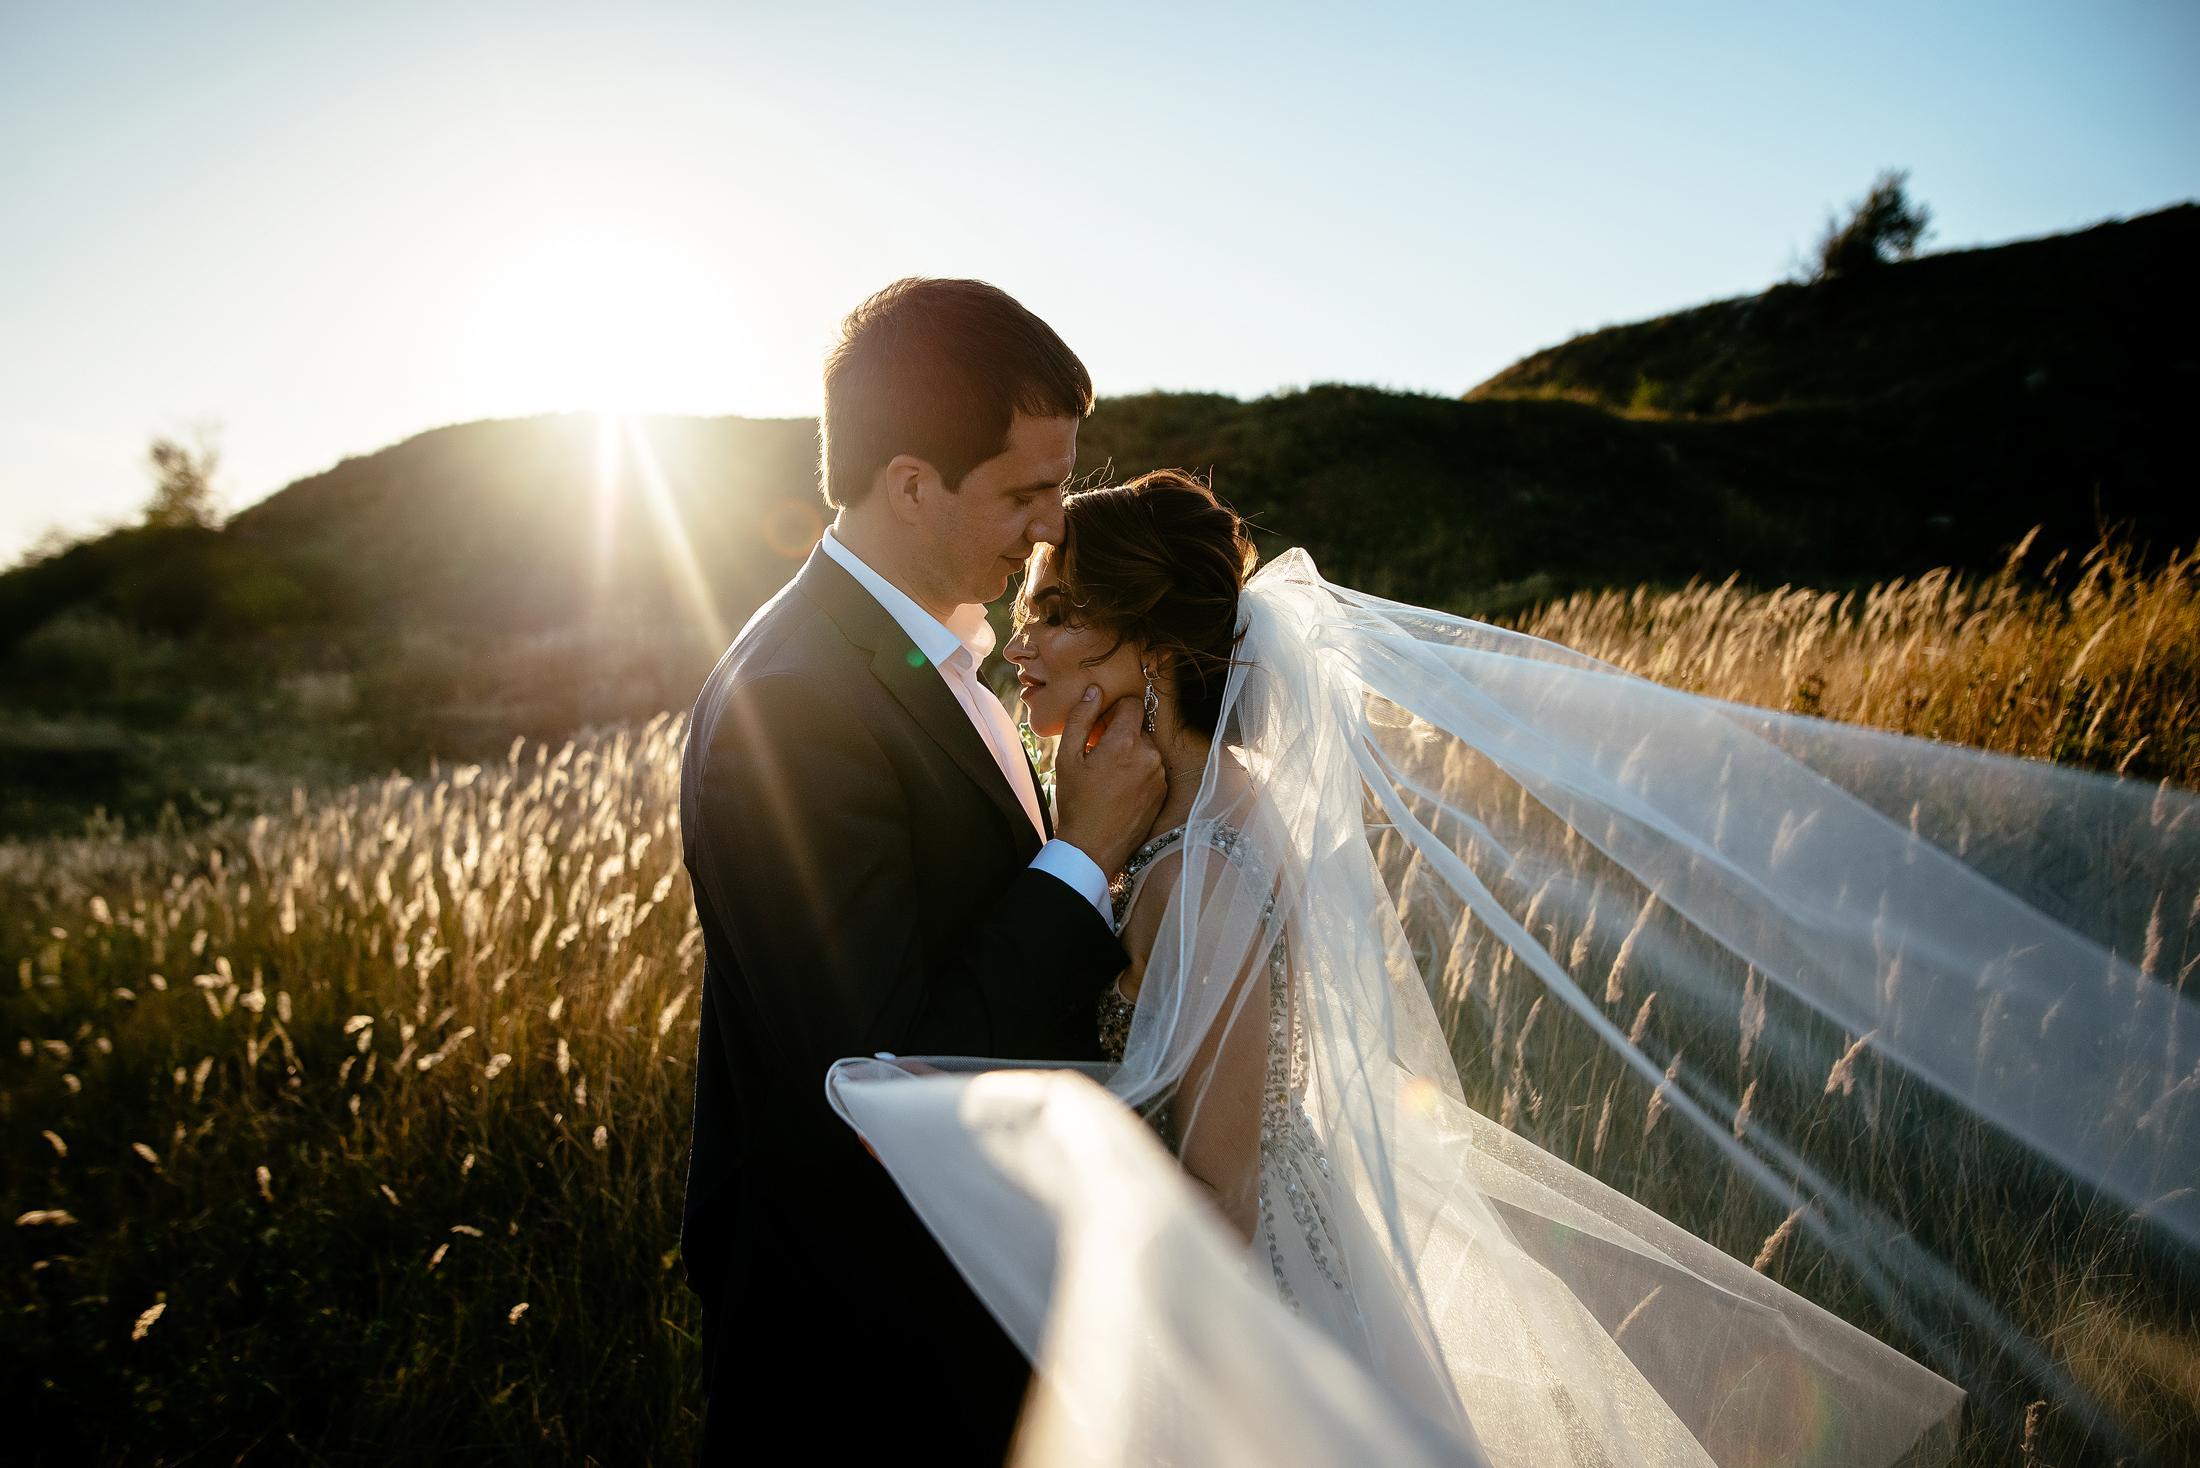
[1468,201,2193,436]
[141,427,225,533]
[4,204,2193,839]
[1810,168,1936,282]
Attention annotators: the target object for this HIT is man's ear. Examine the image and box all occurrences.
[877,454,937,527]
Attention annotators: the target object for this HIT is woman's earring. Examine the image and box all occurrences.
[1141,665,1159,734]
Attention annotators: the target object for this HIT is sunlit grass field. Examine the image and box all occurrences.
[1507,526,2200,788]
[5,528,2196,1463]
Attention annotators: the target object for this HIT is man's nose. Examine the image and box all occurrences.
[1029,501,1066,546]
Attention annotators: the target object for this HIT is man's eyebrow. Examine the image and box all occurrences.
[1008,477,1068,495]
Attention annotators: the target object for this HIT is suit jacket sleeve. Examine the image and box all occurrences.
[690,668,1126,1095]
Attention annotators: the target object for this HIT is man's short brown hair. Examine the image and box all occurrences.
[819,278,1094,509]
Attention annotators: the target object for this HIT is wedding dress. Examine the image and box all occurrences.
[1097,822,1372,1362]
[826,549,2199,1467]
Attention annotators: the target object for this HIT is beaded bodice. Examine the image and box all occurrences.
[1096,822,1358,1326]
[1095,823,1272,1060]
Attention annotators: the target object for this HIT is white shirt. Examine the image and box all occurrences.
[819,527,1113,922]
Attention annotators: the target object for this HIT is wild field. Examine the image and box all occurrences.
[5,528,2196,1464]
[1417,525,2200,1466]
[4,722,707,1460]
[1505,526,2200,788]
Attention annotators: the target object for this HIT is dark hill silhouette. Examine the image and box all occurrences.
[2,201,2195,836]
[1463,203,2197,578]
[1471,204,2194,417]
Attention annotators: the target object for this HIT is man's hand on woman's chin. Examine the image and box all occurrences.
[1052,685,1167,877]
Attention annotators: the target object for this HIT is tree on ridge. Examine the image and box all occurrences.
[144,421,224,530]
[1814,169,1935,281]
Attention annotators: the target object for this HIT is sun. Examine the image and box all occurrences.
[461,229,734,415]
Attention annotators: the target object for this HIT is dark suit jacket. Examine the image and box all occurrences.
[678,544,1125,1459]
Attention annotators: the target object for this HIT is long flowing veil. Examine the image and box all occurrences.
[826,548,2199,1466]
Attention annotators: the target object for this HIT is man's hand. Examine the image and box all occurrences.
[1052,684,1167,876]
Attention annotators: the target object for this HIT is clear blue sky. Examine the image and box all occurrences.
[1,0,2193,565]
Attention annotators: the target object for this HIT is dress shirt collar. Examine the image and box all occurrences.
[819,525,996,669]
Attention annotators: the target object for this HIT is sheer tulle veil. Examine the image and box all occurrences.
[826,548,2199,1466]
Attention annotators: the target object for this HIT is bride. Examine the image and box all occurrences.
[1000,476,1372,1355]
[827,472,2198,1466]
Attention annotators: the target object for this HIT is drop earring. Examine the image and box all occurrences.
[1141,665,1159,734]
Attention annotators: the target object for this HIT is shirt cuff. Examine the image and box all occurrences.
[1029,839,1114,923]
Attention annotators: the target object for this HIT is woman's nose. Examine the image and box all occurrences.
[1004,629,1031,662]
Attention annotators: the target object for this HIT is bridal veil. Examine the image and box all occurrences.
[827,548,2198,1466]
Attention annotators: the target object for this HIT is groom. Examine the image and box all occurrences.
[678,279,1164,1462]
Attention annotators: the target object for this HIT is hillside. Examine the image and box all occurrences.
[220,413,822,636]
[1463,203,2198,572]
[1470,204,2195,418]
[2,202,2195,836]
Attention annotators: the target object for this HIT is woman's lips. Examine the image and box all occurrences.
[1017,675,1044,695]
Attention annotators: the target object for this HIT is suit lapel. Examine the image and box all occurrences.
[795,545,1041,857]
[1028,747,1055,840]
[867,639,1042,857]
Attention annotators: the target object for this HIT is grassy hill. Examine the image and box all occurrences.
[1471,204,2194,419]
[1466,202,2197,576]
[2,203,2194,836]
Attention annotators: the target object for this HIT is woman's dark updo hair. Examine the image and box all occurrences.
[1051,469,1257,738]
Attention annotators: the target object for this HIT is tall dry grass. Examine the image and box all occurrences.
[4,527,2196,1463]
[4,716,706,1460]
[1390,527,2200,1465]
[1394,804,2198,1465]
[1505,526,2200,787]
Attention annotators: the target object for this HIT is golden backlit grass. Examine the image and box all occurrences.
[1407,528,2200,1465]
[1502,526,2200,787]
[4,719,706,1460]
[4,528,2195,1462]
[1399,802,2198,1467]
